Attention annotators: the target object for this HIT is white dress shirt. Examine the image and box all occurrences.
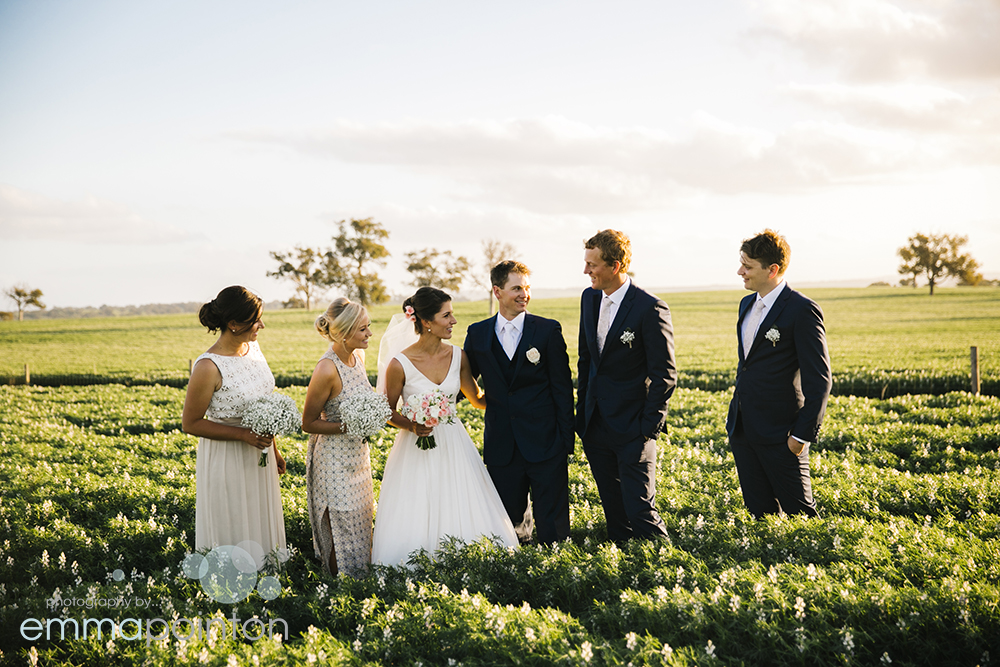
[495,311,526,360]
[741,280,786,350]
[600,276,631,332]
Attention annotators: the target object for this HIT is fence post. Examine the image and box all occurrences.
[971,346,980,395]
[24,363,30,386]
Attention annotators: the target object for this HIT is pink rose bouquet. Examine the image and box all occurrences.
[399,388,456,450]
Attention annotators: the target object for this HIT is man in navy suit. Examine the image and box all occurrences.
[464,261,575,544]
[576,230,676,542]
[727,229,832,518]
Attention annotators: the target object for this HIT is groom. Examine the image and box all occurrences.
[464,260,575,544]
[576,229,676,543]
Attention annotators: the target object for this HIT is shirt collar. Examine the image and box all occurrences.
[496,310,526,334]
[603,276,631,305]
[756,279,786,311]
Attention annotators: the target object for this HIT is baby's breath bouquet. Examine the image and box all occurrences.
[241,392,301,467]
[339,391,391,442]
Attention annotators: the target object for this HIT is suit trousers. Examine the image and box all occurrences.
[729,413,818,519]
[582,409,667,543]
[487,447,570,545]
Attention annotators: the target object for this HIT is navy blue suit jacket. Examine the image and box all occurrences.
[465,313,575,467]
[576,283,677,444]
[726,285,832,444]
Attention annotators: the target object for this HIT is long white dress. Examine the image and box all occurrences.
[194,341,287,565]
[371,346,519,566]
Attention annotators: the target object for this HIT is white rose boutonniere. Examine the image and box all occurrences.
[526,347,541,365]
[765,327,780,346]
[620,329,635,348]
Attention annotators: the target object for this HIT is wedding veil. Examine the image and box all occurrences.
[376,312,419,396]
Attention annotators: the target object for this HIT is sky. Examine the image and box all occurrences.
[1,0,999,308]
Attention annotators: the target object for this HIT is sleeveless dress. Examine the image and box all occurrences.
[194,341,287,566]
[371,346,519,566]
[305,348,376,577]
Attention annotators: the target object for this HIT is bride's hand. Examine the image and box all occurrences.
[411,422,433,437]
[242,429,273,450]
[275,449,287,475]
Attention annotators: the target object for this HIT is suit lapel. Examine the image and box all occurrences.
[746,286,790,359]
[586,289,601,358]
[510,314,536,381]
[598,284,636,365]
[737,294,754,362]
[480,315,507,385]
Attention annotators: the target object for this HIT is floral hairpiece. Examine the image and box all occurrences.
[404,305,416,322]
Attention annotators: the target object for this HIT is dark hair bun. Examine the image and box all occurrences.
[199,286,263,334]
[406,286,451,334]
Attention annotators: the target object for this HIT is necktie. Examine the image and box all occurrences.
[597,296,613,354]
[502,323,516,360]
[743,300,765,358]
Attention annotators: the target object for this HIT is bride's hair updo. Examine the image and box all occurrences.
[199,286,263,334]
[316,297,367,343]
[403,286,452,334]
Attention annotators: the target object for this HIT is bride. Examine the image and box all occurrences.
[371,286,519,566]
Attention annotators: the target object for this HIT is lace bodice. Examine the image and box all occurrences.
[196,341,275,421]
[319,348,372,421]
[395,346,461,405]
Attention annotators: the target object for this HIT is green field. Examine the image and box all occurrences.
[2,287,997,395]
[1,385,998,665]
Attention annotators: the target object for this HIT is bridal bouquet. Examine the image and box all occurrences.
[339,391,392,441]
[241,392,301,467]
[399,388,455,451]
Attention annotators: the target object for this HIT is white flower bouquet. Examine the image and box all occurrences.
[241,392,301,467]
[339,391,391,441]
[399,388,456,450]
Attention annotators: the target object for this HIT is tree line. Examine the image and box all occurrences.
[267,218,517,313]
[1,229,992,322]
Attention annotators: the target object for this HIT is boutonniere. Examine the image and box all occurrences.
[765,327,780,346]
[620,329,635,348]
[526,347,541,365]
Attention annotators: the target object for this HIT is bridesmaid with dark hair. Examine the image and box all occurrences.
[181,286,287,565]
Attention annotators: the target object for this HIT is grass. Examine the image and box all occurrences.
[1,287,998,390]
[0,384,998,665]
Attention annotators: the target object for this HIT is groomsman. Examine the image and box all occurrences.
[727,229,832,518]
[464,261,575,544]
[576,230,676,543]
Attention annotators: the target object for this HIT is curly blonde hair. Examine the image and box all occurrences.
[315,297,367,343]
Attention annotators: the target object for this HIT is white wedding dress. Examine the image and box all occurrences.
[371,346,519,566]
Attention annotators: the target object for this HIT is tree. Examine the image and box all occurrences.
[957,255,983,286]
[472,239,519,316]
[330,218,391,306]
[896,233,981,296]
[405,248,472,292]
[266,246,338,310]
[4,284,45,321]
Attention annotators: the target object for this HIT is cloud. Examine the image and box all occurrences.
[0,184,200,244]
[232,114,946,214]
[748,0,1000,81]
